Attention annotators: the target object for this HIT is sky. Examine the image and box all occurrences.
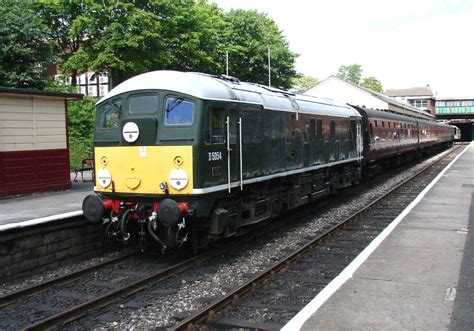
[212,0,474,97]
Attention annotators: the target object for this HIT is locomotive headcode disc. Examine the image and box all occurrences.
[123,122,139,142]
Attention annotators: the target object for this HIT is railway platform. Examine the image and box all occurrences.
[0,172,93,230]
[283,142,474,330]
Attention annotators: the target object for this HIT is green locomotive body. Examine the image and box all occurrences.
[83,71,364,249]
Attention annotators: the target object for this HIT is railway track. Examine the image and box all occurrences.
[171,145,464,330]
[0,209,303,329]
[0,248,207,330]
[0,146,461,330]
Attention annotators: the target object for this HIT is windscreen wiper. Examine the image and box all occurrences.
[166,97,183,117]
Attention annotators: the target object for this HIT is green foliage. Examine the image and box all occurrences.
[0,0,55,88]
[361,76,383,93]
[62,0,229,84]
[224,9,298,89]
[291,75,320,94]
[32,1,298,87]
[337,64,383,93]
[34,0,89,86]
[337,64,362,85]
[67,97,97,170]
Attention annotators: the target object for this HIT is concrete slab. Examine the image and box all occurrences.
[0,173,93,226]
[284,143,474,331]
[356,245,464,287]
[402,211,467,230]
[301,278,453,331]
[382,226,466,250]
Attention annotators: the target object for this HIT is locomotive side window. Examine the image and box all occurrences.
[242,108,263,144]
[129,94,158,114]
[309,119,316,141]
[164,97,194,126]
[98,100,121,129]
[206,107,225,144]
[329,120,336,139]
[317,119,323,140]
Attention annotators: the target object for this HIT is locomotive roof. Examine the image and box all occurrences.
[99,70,361,118]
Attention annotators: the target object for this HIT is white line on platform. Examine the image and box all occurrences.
[282,142,472,331]
[0,210,83,232]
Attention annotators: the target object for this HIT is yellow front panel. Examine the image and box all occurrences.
[94,146,193,195]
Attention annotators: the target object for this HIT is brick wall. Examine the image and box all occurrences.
[0,217,104,278]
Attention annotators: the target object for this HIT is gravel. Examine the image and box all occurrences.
[1,148,456,329]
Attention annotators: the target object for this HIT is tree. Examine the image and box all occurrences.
[361,76,383,93]
[337,64,383,93]
[223,9,298,89]
[62,1,228,86]
[67,96,97,169]
[34,0,89,86]
[0,0,54,88]
[64,1,166,85]
[290,75,319,94]
[337,64,362,85]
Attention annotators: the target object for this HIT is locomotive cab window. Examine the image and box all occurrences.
[206,107,225,144]
[98,99,122,129]
[129,94,158,114]
[164,97,194,126]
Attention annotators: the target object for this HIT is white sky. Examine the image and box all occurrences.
[212,0,474,97]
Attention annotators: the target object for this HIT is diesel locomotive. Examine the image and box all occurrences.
[82,70,454,250]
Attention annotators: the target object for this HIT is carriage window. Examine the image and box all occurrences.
[206,107,225,144]
[98,99,121,129]
[309,119,316,140]
[129,95,158,114]
[165,97,194,125]
[374,120,378,128]
[317,119,323,140]
[382,121,385,128]
[329,120,336,139]
[388,122,391,128]
[369,122,373,136]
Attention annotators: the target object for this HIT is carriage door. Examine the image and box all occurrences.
[226,106,241,193]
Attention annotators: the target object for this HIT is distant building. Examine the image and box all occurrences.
[48,63,110,97]
[305,76,433,120]
[436,97,474,141]
[55,72,110,97]
[435,97,474,119]
[385,86,435,115]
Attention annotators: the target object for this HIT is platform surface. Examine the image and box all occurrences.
[0,173,93,227]
[284,142,474,330]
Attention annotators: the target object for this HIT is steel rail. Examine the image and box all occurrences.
[23,251,213,331]
[0,251,136,308]
[171,145,461,330]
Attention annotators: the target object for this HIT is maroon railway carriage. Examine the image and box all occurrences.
[353,106,454,167]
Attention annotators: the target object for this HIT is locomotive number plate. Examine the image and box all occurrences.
[208,151,222,161]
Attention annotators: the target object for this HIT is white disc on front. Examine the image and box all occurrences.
[169,168,189,191]
[123,122,139,142]
[97,168,112,188]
